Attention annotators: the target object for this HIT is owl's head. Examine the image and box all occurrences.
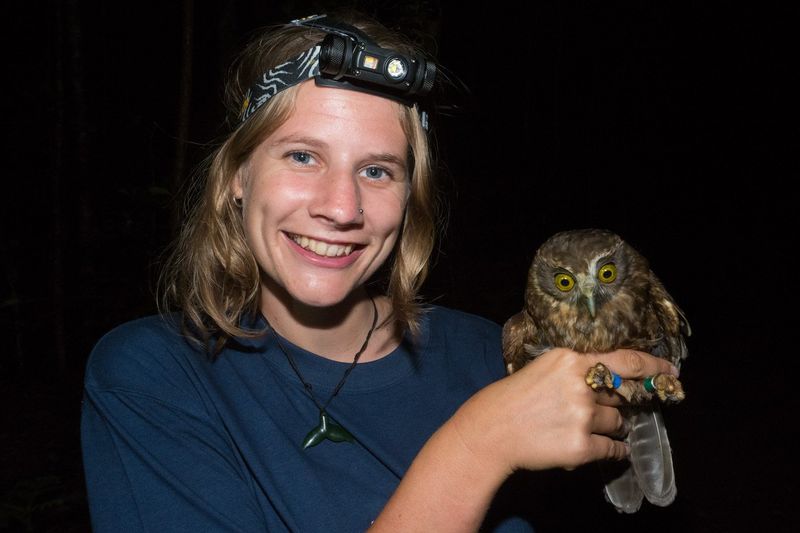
[526,229,648,321]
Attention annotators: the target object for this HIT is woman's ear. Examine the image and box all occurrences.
[231,166,246,200]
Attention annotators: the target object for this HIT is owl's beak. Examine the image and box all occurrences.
[578,279,597,318]
[582,292,597,318]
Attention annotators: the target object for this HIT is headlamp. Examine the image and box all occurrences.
[240,14,437,125]
[298,15,437,104]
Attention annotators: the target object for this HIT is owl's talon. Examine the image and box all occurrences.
[585,363,621,391]
[644,373,685,403]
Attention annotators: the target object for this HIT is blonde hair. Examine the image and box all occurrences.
[160,15,438,347]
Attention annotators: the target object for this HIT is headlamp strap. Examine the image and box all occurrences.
[239,46,321,123]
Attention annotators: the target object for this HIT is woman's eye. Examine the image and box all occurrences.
[362,166,390,180]
[290,151,313,165]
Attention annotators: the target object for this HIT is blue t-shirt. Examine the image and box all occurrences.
[81,306,535,532]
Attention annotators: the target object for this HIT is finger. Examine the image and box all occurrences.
[594,389,625,407]
[593,349,677,380]
[592,405,627,439]
[589,434,630,462]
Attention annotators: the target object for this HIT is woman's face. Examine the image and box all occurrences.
[234,81,410,309]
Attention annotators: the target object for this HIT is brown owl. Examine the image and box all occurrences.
[502,228,690,513]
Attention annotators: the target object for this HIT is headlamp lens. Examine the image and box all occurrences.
[386,58,408,80]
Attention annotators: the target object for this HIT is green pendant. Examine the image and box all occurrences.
[302,411,355,449]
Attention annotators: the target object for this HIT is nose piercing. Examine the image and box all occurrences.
[358,208,364,214]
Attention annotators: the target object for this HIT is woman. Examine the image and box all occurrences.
[81,13,676,532]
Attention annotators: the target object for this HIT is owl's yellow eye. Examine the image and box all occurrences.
[597,263,618,283]
[554,273,575,292]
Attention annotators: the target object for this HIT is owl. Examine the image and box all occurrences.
[502,229,690,513]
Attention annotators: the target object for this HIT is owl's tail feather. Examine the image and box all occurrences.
[602,461,644,513]
[602,406,676,513]
[630,407,676,505]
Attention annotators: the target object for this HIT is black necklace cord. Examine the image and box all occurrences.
[272,294,379,411]
[326,295,378,407]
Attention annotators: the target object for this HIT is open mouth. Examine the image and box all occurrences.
[288,233,358,258]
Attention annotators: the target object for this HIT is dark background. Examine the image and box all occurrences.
[2,1,795,531]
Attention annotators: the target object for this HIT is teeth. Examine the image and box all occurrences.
[313,241,328,255]
[291,234,355,258]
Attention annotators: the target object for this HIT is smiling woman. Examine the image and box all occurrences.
[234,84,410,328]
[80,11,677,533]
[157,17,436,350]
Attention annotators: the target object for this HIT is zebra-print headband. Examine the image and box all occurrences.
[239,45,321,124]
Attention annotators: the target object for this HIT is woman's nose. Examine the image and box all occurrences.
[309,166,364,226]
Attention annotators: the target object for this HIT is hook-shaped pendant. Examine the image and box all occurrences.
[302,411,355,449]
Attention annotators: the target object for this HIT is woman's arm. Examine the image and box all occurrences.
[369,348,677,532]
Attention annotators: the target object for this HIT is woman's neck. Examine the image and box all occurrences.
[259,282,399,363]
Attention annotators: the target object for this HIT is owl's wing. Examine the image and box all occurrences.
[602,275,686,513]
[650,277,691,367]
[502,310,540,373]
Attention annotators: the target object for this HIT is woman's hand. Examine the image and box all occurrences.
[450,348,678,476]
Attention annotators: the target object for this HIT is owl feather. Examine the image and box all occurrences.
[502,229,689,513]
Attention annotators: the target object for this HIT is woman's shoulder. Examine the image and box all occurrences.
[425,305,502,340]
[423,306,506,381]
[84,314,201,394]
